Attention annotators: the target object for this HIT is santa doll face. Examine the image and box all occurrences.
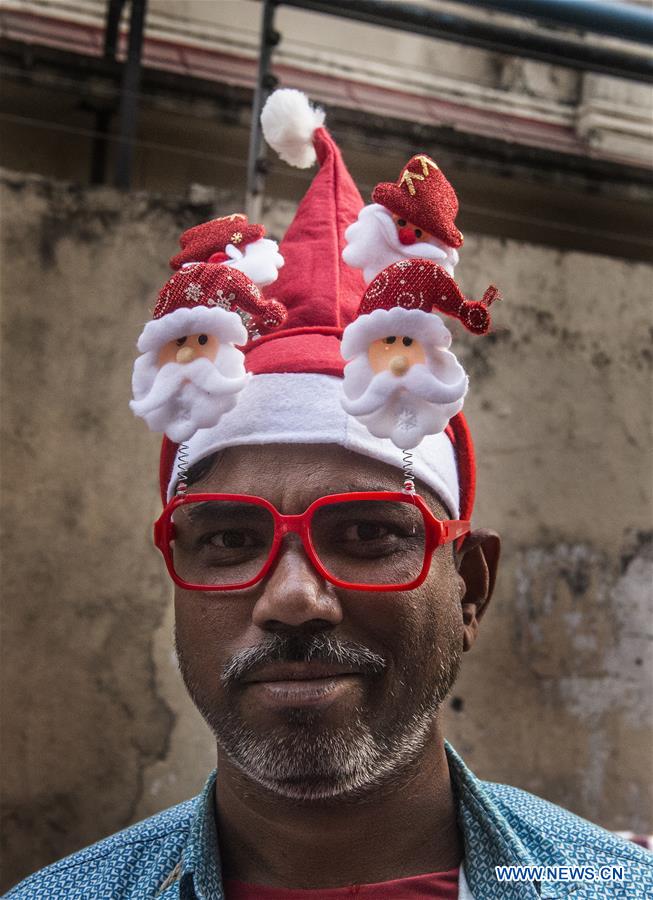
[342,204,458,284]
[157,332,220,367]
[390,213,434,246]
[367,334,426,377]
[341,317,468,450]
[130,332,248,444]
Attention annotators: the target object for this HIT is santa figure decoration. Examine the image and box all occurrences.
[341,258,499,450]
[130,260,287,443]
[170,214,284,287]
[143,87,500,526]
[342,154,463,283]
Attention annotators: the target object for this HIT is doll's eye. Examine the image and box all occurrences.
[176,336,187,346]
[384,336,397,345]
[397,219,406,227]
[414,229,422,238]
[198,334,209,345]
[402,337,413,347]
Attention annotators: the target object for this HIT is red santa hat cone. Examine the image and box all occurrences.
[158,89,478,522]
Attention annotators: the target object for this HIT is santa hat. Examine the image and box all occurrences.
[138,262,286,354]
[169,215,265,269]
[156,89,479,521]
[353,258,499,336]
[372,155,463,250]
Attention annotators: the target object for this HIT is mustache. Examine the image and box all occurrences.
[131,356,246,415]
[221,633,387,686]
[342,364,467,417]
[376,213,449,262]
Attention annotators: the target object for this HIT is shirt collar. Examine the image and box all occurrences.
[179,769,222,900]
[178,745,573,900]
[445,742,573,898]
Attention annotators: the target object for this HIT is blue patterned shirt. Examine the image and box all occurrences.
[6,743,652,899]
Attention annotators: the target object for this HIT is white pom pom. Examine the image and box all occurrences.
[260,88,325,169]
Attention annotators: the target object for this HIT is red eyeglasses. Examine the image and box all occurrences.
[154,492,470,593]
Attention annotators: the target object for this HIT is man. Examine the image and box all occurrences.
[8,90,651,899]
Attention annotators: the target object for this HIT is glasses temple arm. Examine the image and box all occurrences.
[441,519,471,544]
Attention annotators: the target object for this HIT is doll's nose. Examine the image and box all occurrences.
[389,355,410,376]
[176,346,195,364]
[398,227,417,245]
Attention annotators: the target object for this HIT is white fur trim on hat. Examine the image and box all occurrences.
[341,307,452,360]
[168,373,460,517]
[137,306,247,353]
[261,89,326,169]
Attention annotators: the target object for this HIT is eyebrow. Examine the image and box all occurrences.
[183,501,265,522]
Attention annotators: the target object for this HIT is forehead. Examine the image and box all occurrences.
[192,443,449,518]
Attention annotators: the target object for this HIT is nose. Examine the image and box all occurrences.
[176,346,195,364]
[398,226,417,245]
[389,355,410,376]
[251,541,343,631]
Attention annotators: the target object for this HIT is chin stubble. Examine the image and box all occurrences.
[176,628,461,801]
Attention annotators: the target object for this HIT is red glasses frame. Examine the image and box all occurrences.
[153,491,470,593]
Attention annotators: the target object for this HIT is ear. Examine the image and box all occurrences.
[455,529,501,652]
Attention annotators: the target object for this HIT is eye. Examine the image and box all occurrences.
[402,337,413,347]
[212,530,248,548]
[176,336,187,346]
[198,334,209,346]
[384,336,397,345]
[397,219,407,227]
[414,229,422,238]
[342,522,389,542]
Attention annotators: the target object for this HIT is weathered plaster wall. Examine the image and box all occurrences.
[1,170,651,891]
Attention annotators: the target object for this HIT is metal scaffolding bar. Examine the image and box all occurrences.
[114,0,147,190]
[457,0,653,45]
[245,0,279,220]
[278,0,653,83]
[90,0,126,185]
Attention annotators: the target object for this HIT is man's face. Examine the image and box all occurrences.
[174,444,468,801]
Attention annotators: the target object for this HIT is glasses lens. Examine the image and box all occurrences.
[310,499,427,587]
[171,500,275,587]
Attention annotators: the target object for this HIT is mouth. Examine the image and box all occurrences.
[241,662,364,709]
[243,662,361,684]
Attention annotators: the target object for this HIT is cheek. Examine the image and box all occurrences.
[193,334,220,362]
[408,552,464,642]
[158,340,182,367]
[174,590,247,685]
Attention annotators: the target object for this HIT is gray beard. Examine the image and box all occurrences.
[176,629,461,802]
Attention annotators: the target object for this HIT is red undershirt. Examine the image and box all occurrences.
[224,866,459,898]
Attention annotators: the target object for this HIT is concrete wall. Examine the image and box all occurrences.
[1,168,651,891]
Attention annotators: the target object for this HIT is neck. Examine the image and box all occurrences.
[213,724,462,890]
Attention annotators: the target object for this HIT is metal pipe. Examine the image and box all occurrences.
[246,0,279,220]
[454,0,653,45]
[114,0,147,190]
[277,0,653,83]
[90,0,126,185]
[103,0,126,58]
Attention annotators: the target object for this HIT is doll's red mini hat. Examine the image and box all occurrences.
[373,154,464,249]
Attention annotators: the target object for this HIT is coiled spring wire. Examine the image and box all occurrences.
[176,442,189,496]
[402,449,416,494]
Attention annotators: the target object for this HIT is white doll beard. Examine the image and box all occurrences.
[130,345,247,443]
[342,205,459,284]
[342,353,467,449]
[224,238,284,287]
